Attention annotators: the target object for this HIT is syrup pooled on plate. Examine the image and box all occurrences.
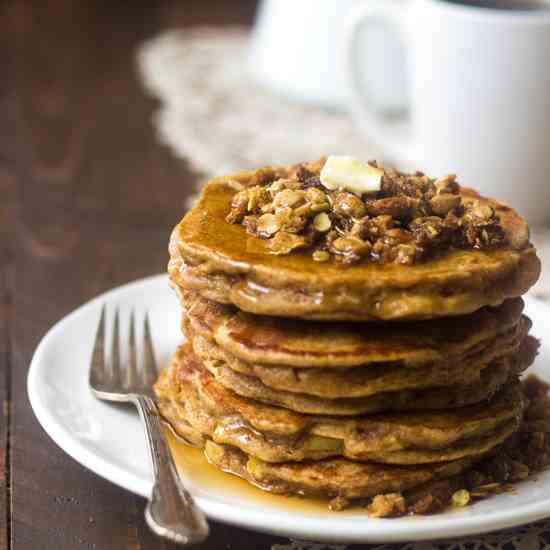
[164,427,337,515]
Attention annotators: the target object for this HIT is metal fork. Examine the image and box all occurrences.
[89,306,209,545]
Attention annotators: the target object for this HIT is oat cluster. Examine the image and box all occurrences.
[225,162,508,265]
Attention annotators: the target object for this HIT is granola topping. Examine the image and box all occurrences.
[225,159,508,265]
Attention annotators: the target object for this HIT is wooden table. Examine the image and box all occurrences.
[2,0,330,547]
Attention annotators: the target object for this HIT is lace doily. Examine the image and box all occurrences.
[137,27,379,190]
[273,517,550,550]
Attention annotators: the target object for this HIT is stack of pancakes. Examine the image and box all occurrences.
[156,160,541,511]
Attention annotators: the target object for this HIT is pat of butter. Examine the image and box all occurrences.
[320,155,384,195]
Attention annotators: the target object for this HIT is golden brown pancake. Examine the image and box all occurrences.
[180,289,526,369]
[204,440,482,502]
[155,346,524,464]
[196,351,531,416]
[169,162,540,321]
[159,411,484,502]
[180,291,536,414]
[182,295,534,415]
[191,324,531,394]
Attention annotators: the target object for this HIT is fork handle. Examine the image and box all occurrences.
[132,395,209,545]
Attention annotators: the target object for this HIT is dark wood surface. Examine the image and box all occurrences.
[2,0,321,548]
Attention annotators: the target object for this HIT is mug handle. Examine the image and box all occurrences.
[345,1,418,166]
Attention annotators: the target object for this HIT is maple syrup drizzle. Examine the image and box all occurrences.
[163,426,344,515]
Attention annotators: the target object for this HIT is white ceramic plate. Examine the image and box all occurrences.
[28,274,550,544]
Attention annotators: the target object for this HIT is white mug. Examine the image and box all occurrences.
[249,0,407,110]
[346,0,550,223]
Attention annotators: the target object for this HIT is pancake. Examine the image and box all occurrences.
[155,346,524,464]
[196,351,532,416]
[169,161,540,321]
[187,312,533,410]
[159,412,483,502]
[204,440,482,502]
[160,378,550,510]
[180,289,525,370]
